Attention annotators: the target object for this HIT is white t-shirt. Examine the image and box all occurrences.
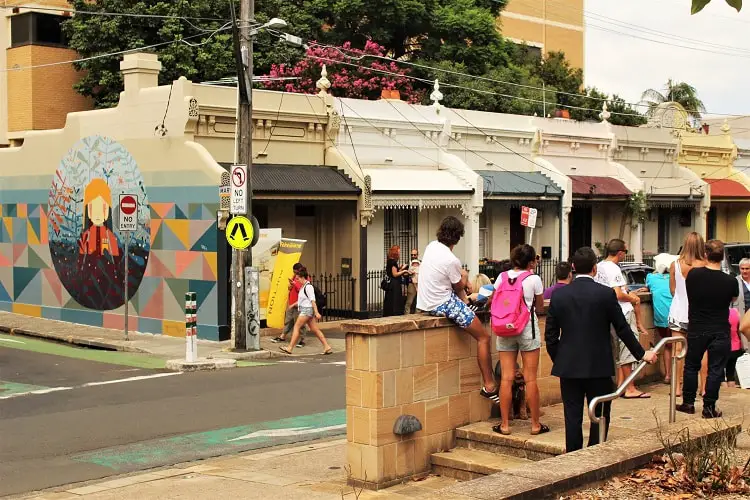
[298,281,315,309]
[416,241,463,311]
[494,270,543,311]
[595,260,633,314]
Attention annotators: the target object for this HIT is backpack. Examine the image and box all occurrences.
[303,283,327,311]
[490,271,535,338]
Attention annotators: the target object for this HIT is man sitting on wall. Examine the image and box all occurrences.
[417,216,499,403]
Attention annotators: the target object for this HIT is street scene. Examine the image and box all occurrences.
[3,0,750,499]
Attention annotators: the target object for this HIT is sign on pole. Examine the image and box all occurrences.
[226,216,255,250]
[520,206,538,245]
[230,164,248,215]
[119,194,138,232]
[118,194,137,342]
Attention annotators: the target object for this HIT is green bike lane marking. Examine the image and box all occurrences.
[0,381,51,398]
[0,334,273,370]
[72,409,346,471]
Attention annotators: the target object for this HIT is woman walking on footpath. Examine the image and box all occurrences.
[669,232,707,397]
[383,245,409,317]
[280,268,333,356]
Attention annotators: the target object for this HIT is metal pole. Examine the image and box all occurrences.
[670,352,678,424]
[124,232,129,341]
[598,415,606,446]
[232,0,254,350]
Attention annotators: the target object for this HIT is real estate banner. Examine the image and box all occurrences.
[252,229,282,320]
[265,238,307,329]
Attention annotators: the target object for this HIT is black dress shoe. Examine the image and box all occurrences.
[676,403,696,414]
[702,406,723,419]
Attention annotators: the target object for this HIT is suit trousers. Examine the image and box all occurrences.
[560,377,614,453]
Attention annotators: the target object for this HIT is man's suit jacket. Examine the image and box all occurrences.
[545,276,646,379]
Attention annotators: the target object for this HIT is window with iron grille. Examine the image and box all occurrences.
[384,208,418,262]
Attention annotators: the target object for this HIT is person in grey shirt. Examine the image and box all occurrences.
[732,258,750,351]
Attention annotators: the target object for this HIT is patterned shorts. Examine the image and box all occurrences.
[430,294,476,329]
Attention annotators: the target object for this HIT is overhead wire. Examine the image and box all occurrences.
[0,4,225,22]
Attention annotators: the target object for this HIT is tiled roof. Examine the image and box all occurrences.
[570,175,632,197]
[477,170,562,196]
[220,164,360,194]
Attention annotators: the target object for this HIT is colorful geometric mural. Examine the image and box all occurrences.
[48,136,151,310]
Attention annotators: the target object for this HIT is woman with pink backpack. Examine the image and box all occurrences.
[490,244,549,436]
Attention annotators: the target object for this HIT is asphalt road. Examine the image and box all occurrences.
[0,337,345,497]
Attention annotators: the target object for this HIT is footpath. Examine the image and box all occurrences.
[0,311,346,368]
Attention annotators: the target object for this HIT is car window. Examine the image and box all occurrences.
[726,245,750,275]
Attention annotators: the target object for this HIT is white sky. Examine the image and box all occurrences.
[584,0,750,117]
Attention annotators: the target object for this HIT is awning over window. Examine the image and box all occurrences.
[570,175,632,197]
[706,178,750,199]
[220,164,361,195]
[363,167,474,194]
[477,170,562,197]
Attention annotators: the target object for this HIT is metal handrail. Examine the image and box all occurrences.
[587,335,687,446]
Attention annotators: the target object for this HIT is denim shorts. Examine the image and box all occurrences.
[298,306,314,318]
[430,294,476,329]
[496,316,541,352]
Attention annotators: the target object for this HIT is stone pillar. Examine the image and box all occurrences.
[631,222,643,262]
[561,206,571,260]
[695,205,709,239]
[120,53,162,93]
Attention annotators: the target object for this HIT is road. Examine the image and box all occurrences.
[0,334,345,497]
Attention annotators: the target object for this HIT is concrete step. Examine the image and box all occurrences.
[455,419,567,461]
[431,447,533,481]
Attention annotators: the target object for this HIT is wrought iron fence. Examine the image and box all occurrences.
[622,254,656,268]
[309,273,357,322]
[364,270,410,315]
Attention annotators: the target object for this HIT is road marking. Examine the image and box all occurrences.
[0,373,182,400]
[82,373,181,387]
[0,338,24,344]
[321,361,346,366]
[228,424,346,441]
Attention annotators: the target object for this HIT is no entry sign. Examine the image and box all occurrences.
[119,194,138,232]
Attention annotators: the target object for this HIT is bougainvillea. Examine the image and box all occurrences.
[262,41,425,103]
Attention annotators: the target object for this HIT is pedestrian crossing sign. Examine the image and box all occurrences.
[226,216,254,250]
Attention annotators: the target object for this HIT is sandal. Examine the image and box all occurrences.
[480,386,500,404]
[321,349,333,355]
[270,336,286,343]
[492,424,511,435]
[279,346,292,355]
[530,424,550,436]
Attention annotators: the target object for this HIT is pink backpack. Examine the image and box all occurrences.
[491,271,534,337]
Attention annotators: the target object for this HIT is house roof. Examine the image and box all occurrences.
[219,163,360,194]
[476,170,562,197]
[570,175,632,197]
[706,178,750,199]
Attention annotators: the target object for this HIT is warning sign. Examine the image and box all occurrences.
[118,194,138,232]
[226,216,254,250]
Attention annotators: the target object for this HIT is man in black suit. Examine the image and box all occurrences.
[545,247,657,452]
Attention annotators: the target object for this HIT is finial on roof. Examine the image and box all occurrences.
[599,102,611,122]
[430,79,443,109]
[316,64,331,96]
[722,118,731,134]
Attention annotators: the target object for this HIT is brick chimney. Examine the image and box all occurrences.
[120,52,162,92]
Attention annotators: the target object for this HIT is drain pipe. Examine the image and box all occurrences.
[558,191,565,261]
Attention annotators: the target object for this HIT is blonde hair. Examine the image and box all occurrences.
[679,232,706,266]
[83,178,112,206]
[472,274,492,291]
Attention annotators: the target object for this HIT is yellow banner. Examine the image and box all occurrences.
[265,238,306,329]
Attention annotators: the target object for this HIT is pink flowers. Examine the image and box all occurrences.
[262,41,424,103]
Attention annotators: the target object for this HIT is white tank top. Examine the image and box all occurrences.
[668,260,689,324]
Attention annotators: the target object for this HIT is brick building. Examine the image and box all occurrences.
[0,0,91,147]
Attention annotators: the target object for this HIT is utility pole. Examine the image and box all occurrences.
[232,0,254,351]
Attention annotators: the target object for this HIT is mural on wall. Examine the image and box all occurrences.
[47,136,150,310]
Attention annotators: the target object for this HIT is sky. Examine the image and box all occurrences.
[584,0,750,117]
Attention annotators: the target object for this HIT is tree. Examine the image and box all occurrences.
[64,0,236,108]
[261,42,425,102]
[691,0,742,14]
[568,88,647,126]
[640,79,706,124]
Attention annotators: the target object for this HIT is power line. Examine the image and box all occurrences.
[0,4,225,22]
[0,24,232,73]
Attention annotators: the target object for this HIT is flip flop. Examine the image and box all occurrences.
[279,346,292,355]
[621,392,651,399]
[530,423,550,435]
[492,424,511,436]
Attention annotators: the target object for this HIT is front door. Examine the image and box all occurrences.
[569,206,592,258]
[510,207,525,254]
